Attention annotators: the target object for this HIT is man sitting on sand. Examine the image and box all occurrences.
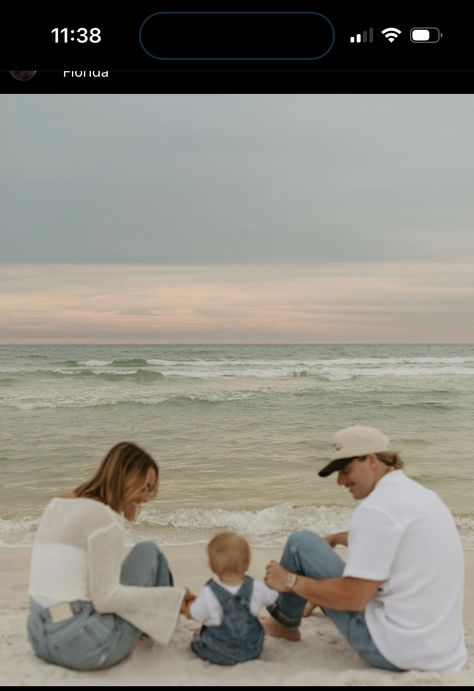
[263,425,467,673]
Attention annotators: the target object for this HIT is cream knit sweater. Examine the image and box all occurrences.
[28,497,184,644]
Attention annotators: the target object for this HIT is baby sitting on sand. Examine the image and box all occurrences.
[183,531,278,665]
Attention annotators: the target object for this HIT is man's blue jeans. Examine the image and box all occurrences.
[267,530,402,672]
[27,541,174,670]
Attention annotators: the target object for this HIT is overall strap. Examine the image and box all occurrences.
[206,578,235,605]
[236,575,254,605]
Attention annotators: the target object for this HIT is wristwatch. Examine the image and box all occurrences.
[284,572,297,592]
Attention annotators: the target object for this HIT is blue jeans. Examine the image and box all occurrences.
[267,530,402,672]
[27,541,174,670]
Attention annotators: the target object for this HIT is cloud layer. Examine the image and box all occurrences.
[1,263,473,343]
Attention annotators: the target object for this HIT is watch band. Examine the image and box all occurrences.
[284,572,297,592]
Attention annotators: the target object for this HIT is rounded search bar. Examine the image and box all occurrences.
[139,12,335,61]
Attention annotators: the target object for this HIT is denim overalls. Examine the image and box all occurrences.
[191,576,264,665]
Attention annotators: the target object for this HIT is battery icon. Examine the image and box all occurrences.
[410,27,441,43]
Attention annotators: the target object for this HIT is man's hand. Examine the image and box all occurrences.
[264,560,293,592]
[324,531,348,548]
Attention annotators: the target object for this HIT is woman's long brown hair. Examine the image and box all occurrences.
[74,441,158,517]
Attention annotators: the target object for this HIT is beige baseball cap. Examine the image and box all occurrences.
[318,425,391,477]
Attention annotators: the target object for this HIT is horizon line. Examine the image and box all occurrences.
[1,342,473,347]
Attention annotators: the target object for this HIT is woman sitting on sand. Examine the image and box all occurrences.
[27,441,194,670]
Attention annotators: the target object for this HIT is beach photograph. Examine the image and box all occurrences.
[1,94,474,685]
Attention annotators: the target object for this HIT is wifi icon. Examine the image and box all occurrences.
[381,27,402,43]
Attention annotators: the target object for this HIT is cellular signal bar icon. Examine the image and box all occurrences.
[350,28,374,43]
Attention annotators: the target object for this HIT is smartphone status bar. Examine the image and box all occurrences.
[1,4,472,93]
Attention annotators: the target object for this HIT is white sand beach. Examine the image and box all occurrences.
[0,544,473,686]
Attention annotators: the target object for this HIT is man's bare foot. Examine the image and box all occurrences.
[302,601,318,617]
[260,616,301,641]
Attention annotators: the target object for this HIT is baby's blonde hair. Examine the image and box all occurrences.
[208,531,250,577]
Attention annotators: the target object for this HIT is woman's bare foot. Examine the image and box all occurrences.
[260,616,301,641]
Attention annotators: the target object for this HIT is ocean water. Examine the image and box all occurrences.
[1,344,474,549]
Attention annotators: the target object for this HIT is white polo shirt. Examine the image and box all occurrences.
[344,470,467,672]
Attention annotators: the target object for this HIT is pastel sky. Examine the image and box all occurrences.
[1,95,473,343]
